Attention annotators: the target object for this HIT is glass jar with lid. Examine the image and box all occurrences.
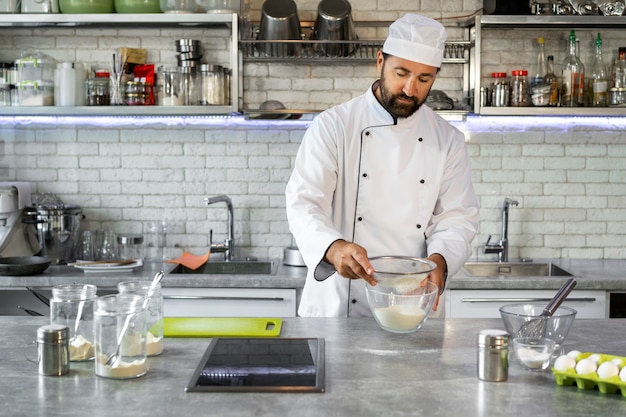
[156,66,185,106]
[199,64,225,105]
[50,283,98,361]
[489,72,509,107]
[116,233,144,260]
[510,69,530,107]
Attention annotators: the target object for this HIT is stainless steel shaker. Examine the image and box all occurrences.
[37,324,70,376]
[477,329,509,382]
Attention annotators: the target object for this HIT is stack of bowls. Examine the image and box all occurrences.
[176,39,202,68]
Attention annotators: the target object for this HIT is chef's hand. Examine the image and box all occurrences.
[324,240,376,286]
[424,253,447,311]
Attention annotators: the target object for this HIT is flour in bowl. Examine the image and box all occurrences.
[373,305,427,331]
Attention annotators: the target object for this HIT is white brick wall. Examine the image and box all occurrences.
[1,0,625,262]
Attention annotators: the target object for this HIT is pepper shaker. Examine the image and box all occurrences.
[477,329,509,382]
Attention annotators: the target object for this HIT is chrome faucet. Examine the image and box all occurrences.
[484,197,519,262]
[204,194,234,261]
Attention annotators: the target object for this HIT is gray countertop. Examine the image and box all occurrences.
[3,316,626,417]
[0,258,624,292]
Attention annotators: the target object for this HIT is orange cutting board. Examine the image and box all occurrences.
[163,317,282,338]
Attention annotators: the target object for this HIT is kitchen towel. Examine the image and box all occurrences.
[166,250,210,270]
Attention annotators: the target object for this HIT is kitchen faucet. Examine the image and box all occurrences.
[204,194,234,261]
[484,197,519,262]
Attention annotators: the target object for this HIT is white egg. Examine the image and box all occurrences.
[611,358,624,369]
[620,366,626,382]
[554,355,577,372]
[566,350,581,359]
[575,358,598,375]
[597,361,620,379]
[588,354,602,364]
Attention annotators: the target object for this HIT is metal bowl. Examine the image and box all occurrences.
[311,0,357,57]
[257,0,301,57]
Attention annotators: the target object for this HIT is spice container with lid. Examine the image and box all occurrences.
[477,329,509,382]
[86,71,111,106]
[156,66,185,106]
[94,294,148,379]
[198,64,225,105]
[50,284,97,361]
[117,233,144,260]
[37,324,70,376]
[510,69,530,107]
[489,72,509,107]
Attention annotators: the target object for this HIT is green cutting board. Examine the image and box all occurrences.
[163,317,282,338]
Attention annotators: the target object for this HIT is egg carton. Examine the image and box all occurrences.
[552,352,626,396]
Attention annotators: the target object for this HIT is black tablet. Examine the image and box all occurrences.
[185,337,325,393]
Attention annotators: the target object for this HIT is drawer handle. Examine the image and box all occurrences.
[461,297,597,303]
[164,295,285,302]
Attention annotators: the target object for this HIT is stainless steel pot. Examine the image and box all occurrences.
[24,205,83,265]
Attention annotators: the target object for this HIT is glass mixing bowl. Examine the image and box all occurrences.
[499,303,577,346]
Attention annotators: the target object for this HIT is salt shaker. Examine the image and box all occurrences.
[37,324,70,376]
[477,329,509,382]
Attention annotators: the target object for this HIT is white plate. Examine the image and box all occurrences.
[74,259,143,273]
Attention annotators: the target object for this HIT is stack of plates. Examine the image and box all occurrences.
[425,90,454,110]
[176,39,202,69]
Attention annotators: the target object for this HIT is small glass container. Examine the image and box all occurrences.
[94,294,148,379]
[116,233,144,260]
[50,284,98,361]
[489,72,509,107]
[179,66,197,105]
[477,329,509,382]
[510,69,530,107]
[86,74,110,106]
[0,83,10,106]
[118,281,163,356]
[37,324,70,376]
[156,66,185,106]
[198,64,224,105]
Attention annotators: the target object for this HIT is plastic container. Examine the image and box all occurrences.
[15,57,55,83]
[58,0,114,13]
[553,352,626,396]
[118,281,163,356]
[510,69,530,107]
[94,294,148,379]
[0,83,10,106]
[18,81,54,106]
[114,0,161,13]
[50,284,97,361]
[0,0,20,13]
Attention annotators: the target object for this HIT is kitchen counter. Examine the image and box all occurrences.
[3,316,625,417]
[0,258,624,292]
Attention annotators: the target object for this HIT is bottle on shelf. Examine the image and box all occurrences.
[561,30,585,107]
[586,33,608,107]
[530,37,547,88]
[544,55,560,107]
[612,47,626,88]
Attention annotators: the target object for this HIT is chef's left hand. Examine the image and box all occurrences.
[423,254,446,311]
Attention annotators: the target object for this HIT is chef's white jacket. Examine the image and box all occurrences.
[285,84,480,317]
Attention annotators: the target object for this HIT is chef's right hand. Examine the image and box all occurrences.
[324,240,376,286]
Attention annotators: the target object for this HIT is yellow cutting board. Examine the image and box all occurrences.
[163,317,282,338]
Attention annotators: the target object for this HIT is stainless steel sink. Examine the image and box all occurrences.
[463,262,572,277]
[170,259,274,275]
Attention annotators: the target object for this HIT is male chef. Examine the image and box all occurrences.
[285,13,480,317]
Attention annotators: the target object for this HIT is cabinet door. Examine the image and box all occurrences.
[445,289,607,319]
[162,288,297,318]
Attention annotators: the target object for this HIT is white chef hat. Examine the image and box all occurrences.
[382,14,447,68]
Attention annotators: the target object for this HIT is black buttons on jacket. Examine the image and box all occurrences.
[351,299,357,304]
[357,217,363,222]
[416,224,422,229]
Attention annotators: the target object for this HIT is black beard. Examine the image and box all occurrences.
[378,77,423,119]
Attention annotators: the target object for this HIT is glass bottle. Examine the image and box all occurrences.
[587,33,608,107]
[561,30,585,107]
[510,69,530,107]
[544,55,560,107]
[50,284,98,362]
[612,47,626,88]
[531,37,547,88]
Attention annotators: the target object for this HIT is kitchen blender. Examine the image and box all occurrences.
[0,182,40,257]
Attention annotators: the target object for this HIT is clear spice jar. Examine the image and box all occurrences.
[118,280,163,356]
[116,233,144,260]
[94,294,148,379]
[489,72,509,107]
[86,70,110,106]
[50,284,97,362]
[124,81,149,105]
[156,66,185,106]
[510,69,530,107]
[198,64,225,105]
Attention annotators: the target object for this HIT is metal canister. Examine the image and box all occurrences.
[489,72,509,107]
[37,324,70,376]
[477,329,509,382]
